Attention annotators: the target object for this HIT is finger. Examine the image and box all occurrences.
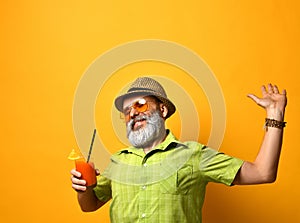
[261,85,267,97]
[273,84,279,94]
[282,89,287,95]
[70,169,81,178]
[72,183,87,192]
[95,169,101,176]
[247,94,261,104]
[267,83,274,93]
[71,176,87,186]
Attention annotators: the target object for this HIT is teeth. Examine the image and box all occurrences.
[132,120,145,129]
[136,120,143,125]
[131,116,147,129]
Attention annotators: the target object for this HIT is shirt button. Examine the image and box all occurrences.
[141,213,146,218]
[143,163,147,167]
[142,185,146,190]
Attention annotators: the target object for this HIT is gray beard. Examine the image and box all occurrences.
[126,111,166,148]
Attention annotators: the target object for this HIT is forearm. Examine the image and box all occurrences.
[233,84,287,185]
[254,126,284,181]
[254,107,285,178]
[77,186,105,212]
[235,112,285,184]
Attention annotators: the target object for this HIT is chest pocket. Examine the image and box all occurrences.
[160,165,193,195]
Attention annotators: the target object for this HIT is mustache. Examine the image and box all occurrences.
[127,114,149,129]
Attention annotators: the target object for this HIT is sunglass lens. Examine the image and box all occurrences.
[134,99,147,112]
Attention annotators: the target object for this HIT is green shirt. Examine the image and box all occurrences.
[94,130,243,223]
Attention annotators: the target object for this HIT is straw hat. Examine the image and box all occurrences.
[114,77,176,119]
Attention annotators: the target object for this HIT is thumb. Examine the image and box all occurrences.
[247,93,260,104]
[95,169,101,176]
[247,94,267,109]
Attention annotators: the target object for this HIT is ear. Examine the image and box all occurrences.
[160,104,168,118]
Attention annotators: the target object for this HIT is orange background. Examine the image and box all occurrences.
[1,1,300,222]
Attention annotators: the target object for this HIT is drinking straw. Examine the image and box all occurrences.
[87,129,96,162]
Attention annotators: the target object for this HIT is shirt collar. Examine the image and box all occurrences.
[118,130,184,155]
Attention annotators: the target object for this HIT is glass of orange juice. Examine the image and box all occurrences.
[69,149,97,186]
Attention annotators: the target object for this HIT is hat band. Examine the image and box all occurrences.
[128,87,164,96]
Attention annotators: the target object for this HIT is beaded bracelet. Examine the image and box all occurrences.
[264,118,286,129]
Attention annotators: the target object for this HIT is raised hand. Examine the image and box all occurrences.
[247,84,287,121]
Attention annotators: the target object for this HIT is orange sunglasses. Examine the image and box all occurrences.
[122,98,150,122]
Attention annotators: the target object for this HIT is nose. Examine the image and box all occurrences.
[129,106,140,120]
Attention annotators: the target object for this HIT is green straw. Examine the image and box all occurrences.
[87,129,96,162]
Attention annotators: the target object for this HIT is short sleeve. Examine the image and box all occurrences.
[93,175,112,202]
[199,146,244,186]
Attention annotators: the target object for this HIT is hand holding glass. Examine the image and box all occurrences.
[69,149,97,186]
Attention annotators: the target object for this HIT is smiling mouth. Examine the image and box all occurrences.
[132,117,147,130]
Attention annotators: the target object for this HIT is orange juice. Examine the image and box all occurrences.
[75,159,96,186]
[68,149,97,186]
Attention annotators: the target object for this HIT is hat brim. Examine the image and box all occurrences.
[114,90,176,119]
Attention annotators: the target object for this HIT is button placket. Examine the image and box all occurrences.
[139,161,148,220]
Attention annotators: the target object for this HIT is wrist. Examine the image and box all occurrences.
[266,109,285,121]
[264,118,286,130]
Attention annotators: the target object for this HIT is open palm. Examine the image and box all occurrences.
[248,84,287,119]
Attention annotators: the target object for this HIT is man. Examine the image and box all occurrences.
[70,77,287,222]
